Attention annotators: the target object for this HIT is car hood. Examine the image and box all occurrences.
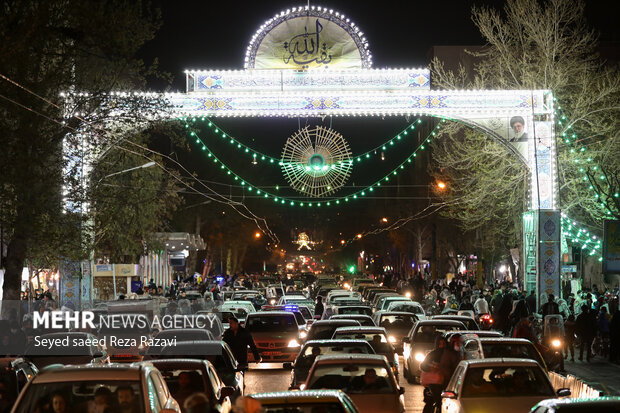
[348,393,403,413]
[456,395,550,413]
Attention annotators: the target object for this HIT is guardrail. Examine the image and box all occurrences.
[549,371,602,398]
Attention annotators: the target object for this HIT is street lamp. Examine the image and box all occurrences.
[340,239,346,245]
[356,234,362,239]
[437,181,446,190]
[381,217,388,223]
[254,231,262,239]
[97,161,156,183]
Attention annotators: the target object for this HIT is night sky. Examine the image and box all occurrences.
[139,1,620,244]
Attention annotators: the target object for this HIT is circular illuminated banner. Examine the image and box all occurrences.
[245,6,372,70]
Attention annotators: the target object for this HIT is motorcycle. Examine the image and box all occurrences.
[477,313,494,330]
[541,314,565,372]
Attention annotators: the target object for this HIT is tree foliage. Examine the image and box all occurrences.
[0,0,170,299]
[429,0,620,274]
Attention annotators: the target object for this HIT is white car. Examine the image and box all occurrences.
[441,358,570,413]
[385,301,427,320]
[11,363,180,413]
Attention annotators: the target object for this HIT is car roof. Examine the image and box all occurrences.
[333,326,387,333]
[432,315,474,321]
[477,337,534,343]
[459,358,541,367]
[374,311,418,316]
[415,319,466,326]
[313,320,360,325]
[248,311,297,317]
[251,390,348,402]
[314,354,388,364]
[149,358,209,368]
[32,363,144,383]
[303,339,373,346]
[536,397,620,408]
[331,314,372,319]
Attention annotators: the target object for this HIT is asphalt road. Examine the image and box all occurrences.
[564,358,620,396]
[245,358,426,412]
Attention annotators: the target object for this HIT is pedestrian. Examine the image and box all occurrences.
[222,316,261,369]
[576,305,596,362]
[474,293,490,315]
[564,314,576,362]
[610,307,620,363]
[314,296,325,318]
[459,296,474,311]
[541,294,560,318]
[420,336,448,413]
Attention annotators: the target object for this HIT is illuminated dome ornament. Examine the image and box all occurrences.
[281,126,352,198]
[245,5,372,70]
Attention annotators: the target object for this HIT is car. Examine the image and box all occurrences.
[370,292,401,309]
[402,319,467,383]
[331,326,399,380]
[219,301,256,318]
[329,314,376,326]
[143,328,214,359]
[11,363,181,413]
[149,359,235,411]
[386,300,427,320]
[305,320,361,342]
[330,305,373,317]
[250,389,360,413]
[231,290,260,302]
[98,313,152,362]
[302,354,405,413]
[157,340,244,400]
[441,358,570,413]
[24,332,109,368]
[0,357,38,408]
[288,339,375,389]
[244,311,305,363]
[372,311,418,353]
[431,314,480,330]
[530,396,620,412]
[376,296,413,312]
[179,313,224,340]
[477,337,548,372]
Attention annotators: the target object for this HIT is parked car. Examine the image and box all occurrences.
[303,354,405,413]
[372,311,418,353]
[402,319,467,383]
[24,332,109,368]
[251,389,359,413]
[244,311,305,364]
[306,320,361,342]
[150,359,235,412]
[158,340,244,400]
[331,326,399,380]
[0,357,38,409]
[288,339,375,389]
[440,358,570,413]
[431,315,479,330]
[329,314,376,326]
[530,396,620,412]
[11,363,180,413]
[477,337,548,372]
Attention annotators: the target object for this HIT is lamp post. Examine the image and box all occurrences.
[91,160,157,300]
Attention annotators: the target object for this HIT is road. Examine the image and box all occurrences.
[564,358,620,395]
[245,358,426,412]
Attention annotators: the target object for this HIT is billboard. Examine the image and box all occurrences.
[603,220,620,274]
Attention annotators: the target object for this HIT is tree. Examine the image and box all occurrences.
[0,0,165,300]
[429,0,619,272]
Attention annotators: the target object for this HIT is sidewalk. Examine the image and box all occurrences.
[564,357,620,396]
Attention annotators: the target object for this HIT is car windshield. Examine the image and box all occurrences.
[157,368,212,402]
[378,314,416,330]
[262,402,346,413]
[297,307,313,320]
[414,325,463,343]
[461,366,555,398]
[308,364,395,393]
[220,308,249,319]
[309,325,342,340]
[246,315,298,332]
[481,343,544,366]
[14,380,144,413]
[333,332,387,343]
[297,344,373,368]
[390,304,424,314]
[338,307,371,316]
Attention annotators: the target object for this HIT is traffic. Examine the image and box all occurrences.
[2,272,619,413]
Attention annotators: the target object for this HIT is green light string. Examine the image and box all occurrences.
[560,215,602,261]
[181,116,424,166]
[186,120,445,207]
[553,98,618,217]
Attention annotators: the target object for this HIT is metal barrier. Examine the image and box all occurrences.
[549,371,602,398]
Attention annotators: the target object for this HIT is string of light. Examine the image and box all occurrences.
[182,116,424,166]
[560,213,602,261]
[185,120,446,207]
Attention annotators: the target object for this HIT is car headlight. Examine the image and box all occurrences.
[288,339,301,348]
[299,331,308,339]
[388,335,397,343]
[552,339,562,348]
[415,352,426,362]
[405,292,412,299]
